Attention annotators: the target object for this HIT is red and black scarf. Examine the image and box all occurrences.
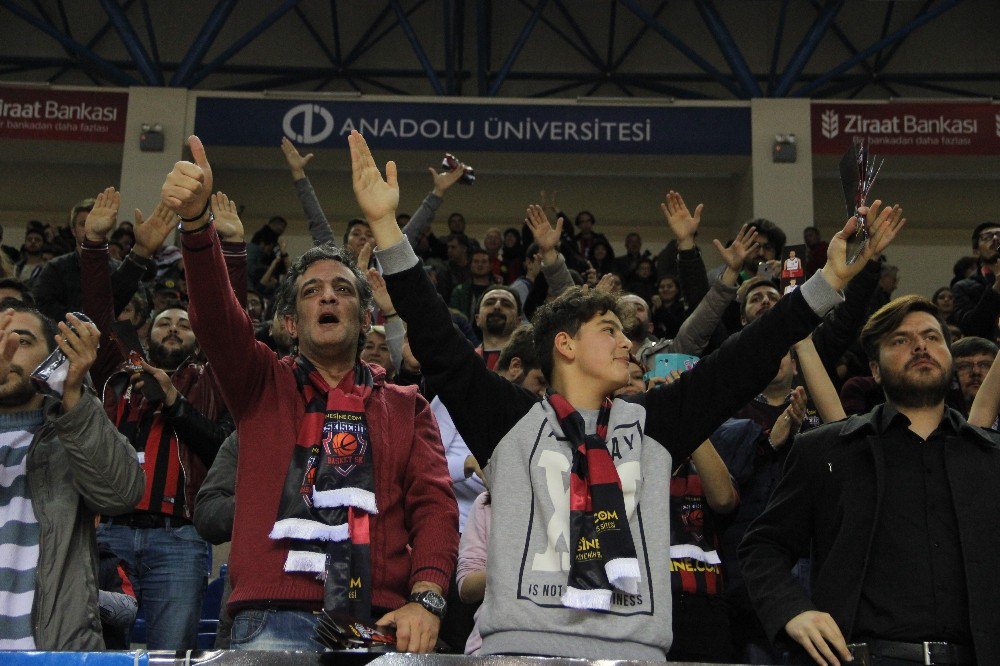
[547,392,640,610]
[270,357,377,620]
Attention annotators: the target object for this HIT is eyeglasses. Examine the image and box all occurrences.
[978,230,1000,242]
[955,360,993,375]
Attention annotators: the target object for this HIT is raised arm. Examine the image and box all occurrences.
[163,136,277,421]
[401,162,465,246]
[669,223,759,355]
[794,336,846,423]
[349,131,537,463]
[640,200,905,464]
[281,137,335,245]
[524,205,574,298]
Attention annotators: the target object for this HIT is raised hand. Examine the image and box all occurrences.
[356,242,373,271]
[524,204,564,261]
[366,268,396,315]
[57,313,101,412]
[660,190,704,250]
[823,200,905,292]
[769,386,807,449]
[594,272,619,295]
[714,223,760,272]
[429,163,465,197]
[540,189,558,216]
[349,130,398,227]
[281,136,314,180]
[210,192,244,242]
[84,187,121,242]
[162,135,214,223]
[133,202,176,258]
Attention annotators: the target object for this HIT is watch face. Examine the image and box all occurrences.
[412,591,446,615]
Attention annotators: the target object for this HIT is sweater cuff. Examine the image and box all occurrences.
[375,237,420,275]
[410,557,455,596]
[220,240,247,258]
[180,222,217,251]
[799,270,844,318]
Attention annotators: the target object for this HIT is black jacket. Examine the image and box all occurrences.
[32,249,145,322]
[739,405,1000,663]
[952,271,1000,339]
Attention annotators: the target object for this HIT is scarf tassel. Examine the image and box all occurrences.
[284,550,326,576]
[269,518,349,542]
[560,586,613,611]
[605,557,641,595]
[312,487,378,515]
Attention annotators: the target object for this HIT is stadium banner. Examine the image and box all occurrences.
[194,96,751,155]
[812,102,1000,155]
[0,86,128,143]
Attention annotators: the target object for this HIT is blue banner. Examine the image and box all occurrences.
[194,97,749,155]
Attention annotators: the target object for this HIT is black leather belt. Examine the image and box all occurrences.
[859,640,974,665]
[101,513,191,529]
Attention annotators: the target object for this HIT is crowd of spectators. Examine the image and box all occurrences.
[0,132,997,666]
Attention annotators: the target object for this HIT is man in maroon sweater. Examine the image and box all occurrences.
[162,137,458,653]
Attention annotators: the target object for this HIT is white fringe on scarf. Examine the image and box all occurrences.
[269,518,349,542]
[605,557,641,595]
[312,488,378,514]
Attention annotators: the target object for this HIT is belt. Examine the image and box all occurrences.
[852,640,974,665]
[101,513,191,529]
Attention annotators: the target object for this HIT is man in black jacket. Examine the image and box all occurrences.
[740,295,1000,666]
[951,221,1000,340]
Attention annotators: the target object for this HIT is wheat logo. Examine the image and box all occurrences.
[995,113,1000,138]
[821,109,839,139]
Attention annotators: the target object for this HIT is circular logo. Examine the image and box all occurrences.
[282,103,334,145]
[330,432,359,456]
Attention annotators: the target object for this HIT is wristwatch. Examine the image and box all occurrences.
[408,590,447,620]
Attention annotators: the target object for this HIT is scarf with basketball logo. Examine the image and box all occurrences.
[545,392,640,610]
[270,356,377,620]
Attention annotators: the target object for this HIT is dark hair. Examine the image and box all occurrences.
[952,256,977,285]
[972,221,1000,251]
[747,218,787,255]
[860,295,951,362]
[736,276,780,322]
[497,324,538,373]
[0,278,34,305]
[470,247,489,259]
[931,286,952,304]
[951,336,998,360]
[151,300,188,323]
[657,274,680,288]
[342,219,370,246]
[478,285,522,315]
[274,243,374,354]
[0,298,57,352]
[531,286,621,380]
[251,225,280,247]
[574,210,596,227]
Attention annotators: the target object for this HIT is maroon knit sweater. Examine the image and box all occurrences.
[182,225,458,612]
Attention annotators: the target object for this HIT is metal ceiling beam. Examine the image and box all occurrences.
[388,0,444,95]
[98,0,162,85]
[187,0,302,88]
[793,0,966,97]
[619,0,744,98]
[695,0,761,97]
[766,0,790,94]
[772,0,844,97]
[0,0,139,86]
[475,0,491,95]
[171,0,237,86]
[488,0,549,96]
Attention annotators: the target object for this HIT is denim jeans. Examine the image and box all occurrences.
[230,609,323,651]
[97,520,210,650]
